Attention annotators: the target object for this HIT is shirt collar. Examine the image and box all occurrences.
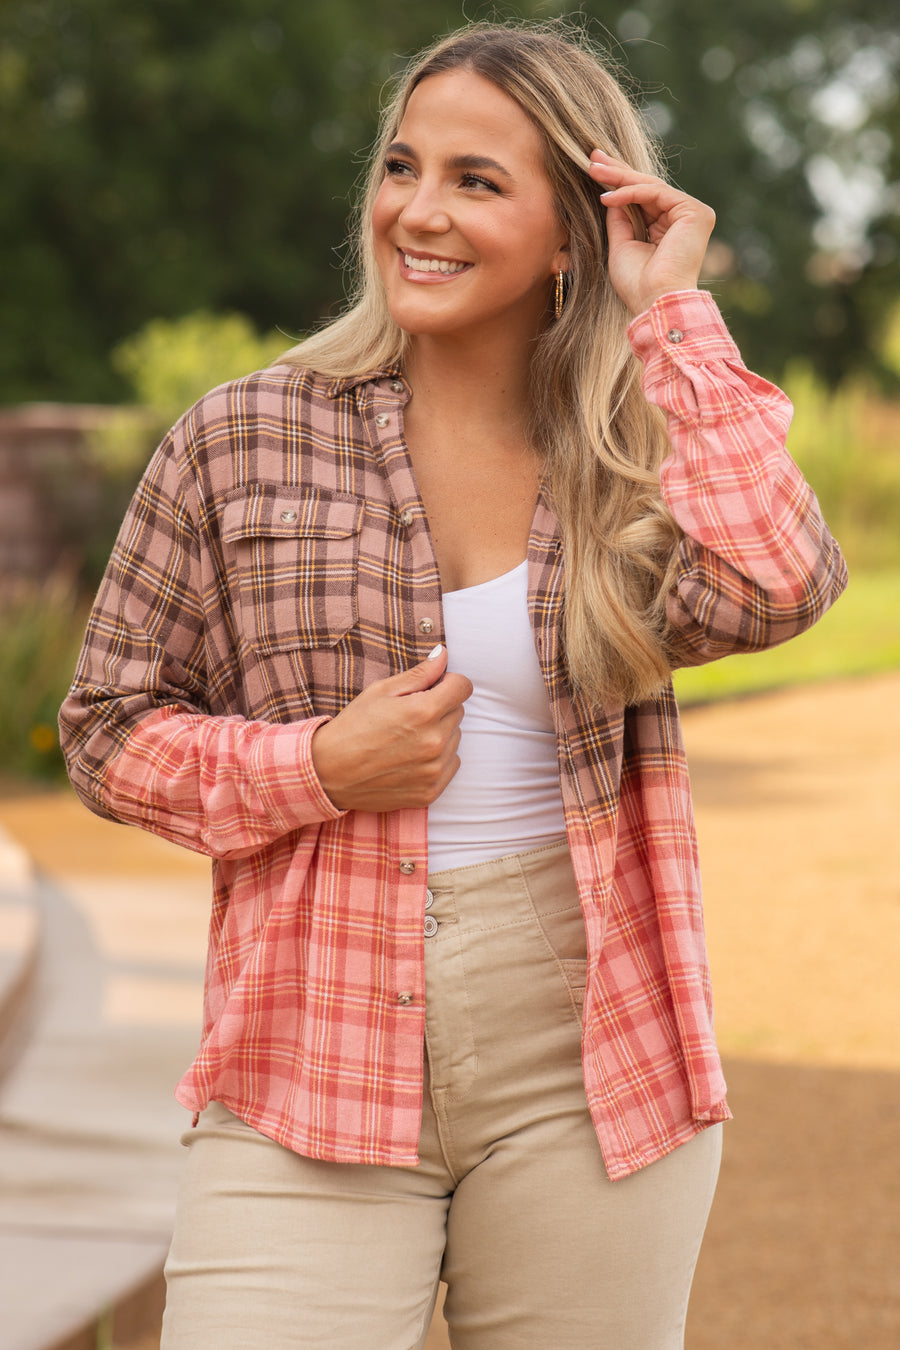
[326,367,405,398]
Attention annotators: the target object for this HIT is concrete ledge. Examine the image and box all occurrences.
[0,827,41,1076]
[0,824,175,1350]
[0,1230,166,1350]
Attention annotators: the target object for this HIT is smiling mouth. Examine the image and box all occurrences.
[400,249,471,276]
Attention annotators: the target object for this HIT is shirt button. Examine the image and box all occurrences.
[399,509,414,528]
[666,328,685,344]
[390,380,404,393]
[280,510,297,523]
[399,859,416,875]
[424,915,438,938]
[418,617,434,635]
[375,413,390,428]
[397,991,414,1006]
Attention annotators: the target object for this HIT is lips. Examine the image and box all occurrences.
[404,253,467,274]
[398,248,473,281]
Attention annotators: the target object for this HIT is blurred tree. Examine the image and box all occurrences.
[0,0,485,401]
[0,0,897,401]
[602,0,900,385]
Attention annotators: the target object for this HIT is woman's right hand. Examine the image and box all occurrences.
[310,645,473,812]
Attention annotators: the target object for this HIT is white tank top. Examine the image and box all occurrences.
[427,560,567,871]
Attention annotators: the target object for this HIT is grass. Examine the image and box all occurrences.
[0,578,89,782]
[671,365,900,706]
[674,569,900,705]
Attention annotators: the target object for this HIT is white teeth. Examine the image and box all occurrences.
[404,254,467,274]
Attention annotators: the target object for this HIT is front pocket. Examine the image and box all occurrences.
[516,845,589,1021]
[524,892,589,1020]
[558,956,588,1012]
[222,488,364,653]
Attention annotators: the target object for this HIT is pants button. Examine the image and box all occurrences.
[423,915,438,938]
[425,888,435,910]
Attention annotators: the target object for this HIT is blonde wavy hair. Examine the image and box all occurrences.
[281,20,682,705]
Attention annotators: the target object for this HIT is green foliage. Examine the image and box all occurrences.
[673,570,900,705]
[0,0,537,403]
[0,579,89,781]
[71,310,286,589]
[673,347,900,706]
[782,364,900,569]
[593,0,900,386]
[111,309,286,435]
[0,0,897,402]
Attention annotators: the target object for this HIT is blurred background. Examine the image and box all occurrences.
[0,0,899,777]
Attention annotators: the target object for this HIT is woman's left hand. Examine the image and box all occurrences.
[587,150,716,316]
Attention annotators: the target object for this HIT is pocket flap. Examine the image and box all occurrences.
[222,489,363,543]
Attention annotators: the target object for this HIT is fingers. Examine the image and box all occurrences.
[381,643,473,709]
[587,149,659,198]
[584,149,715,314]
[425,668,475,715]
[588,148,662,186]
[391,641,448,693]
[589,152,714,228]
[309,647,472,813]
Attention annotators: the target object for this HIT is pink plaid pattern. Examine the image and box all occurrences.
[60,292,846,1179]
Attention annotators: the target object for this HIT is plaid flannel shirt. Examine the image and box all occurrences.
[60,291,847,1179]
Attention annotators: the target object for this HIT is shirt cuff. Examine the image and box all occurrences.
[254,715,347,833]
[626,290,741,366]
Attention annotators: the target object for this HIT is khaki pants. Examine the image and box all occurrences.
[162,842,721,1350]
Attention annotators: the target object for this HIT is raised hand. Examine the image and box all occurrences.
[587,150,716,317]
[310,644,473,813]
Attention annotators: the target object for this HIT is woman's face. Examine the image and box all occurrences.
[371,69,569,346]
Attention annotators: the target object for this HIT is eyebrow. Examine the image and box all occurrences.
[386,141,515,181]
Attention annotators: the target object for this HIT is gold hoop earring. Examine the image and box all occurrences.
[554,270,565,321]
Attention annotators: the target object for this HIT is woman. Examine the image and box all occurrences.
[60,20,846,1350]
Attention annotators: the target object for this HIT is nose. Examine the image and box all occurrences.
[398,179,451,236]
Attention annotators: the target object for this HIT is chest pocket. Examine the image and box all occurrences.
[222,488,364,653]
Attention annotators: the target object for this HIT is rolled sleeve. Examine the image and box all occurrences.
[628,291,847,664]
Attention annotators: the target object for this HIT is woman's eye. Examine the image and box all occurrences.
[384,157,413,177]
[460,172,501,194]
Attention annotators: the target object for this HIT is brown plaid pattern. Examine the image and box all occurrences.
[60,292,846,1179]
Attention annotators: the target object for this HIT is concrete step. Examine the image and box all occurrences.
[0,826,40,1078]
[0,807,210,1350]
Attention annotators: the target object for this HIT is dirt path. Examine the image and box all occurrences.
[680,672,900,1349]
[2,672,897,1348]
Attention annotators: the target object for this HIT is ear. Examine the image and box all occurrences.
[552,242,571,276]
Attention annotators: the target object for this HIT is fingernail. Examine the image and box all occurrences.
[427,643,443,660]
